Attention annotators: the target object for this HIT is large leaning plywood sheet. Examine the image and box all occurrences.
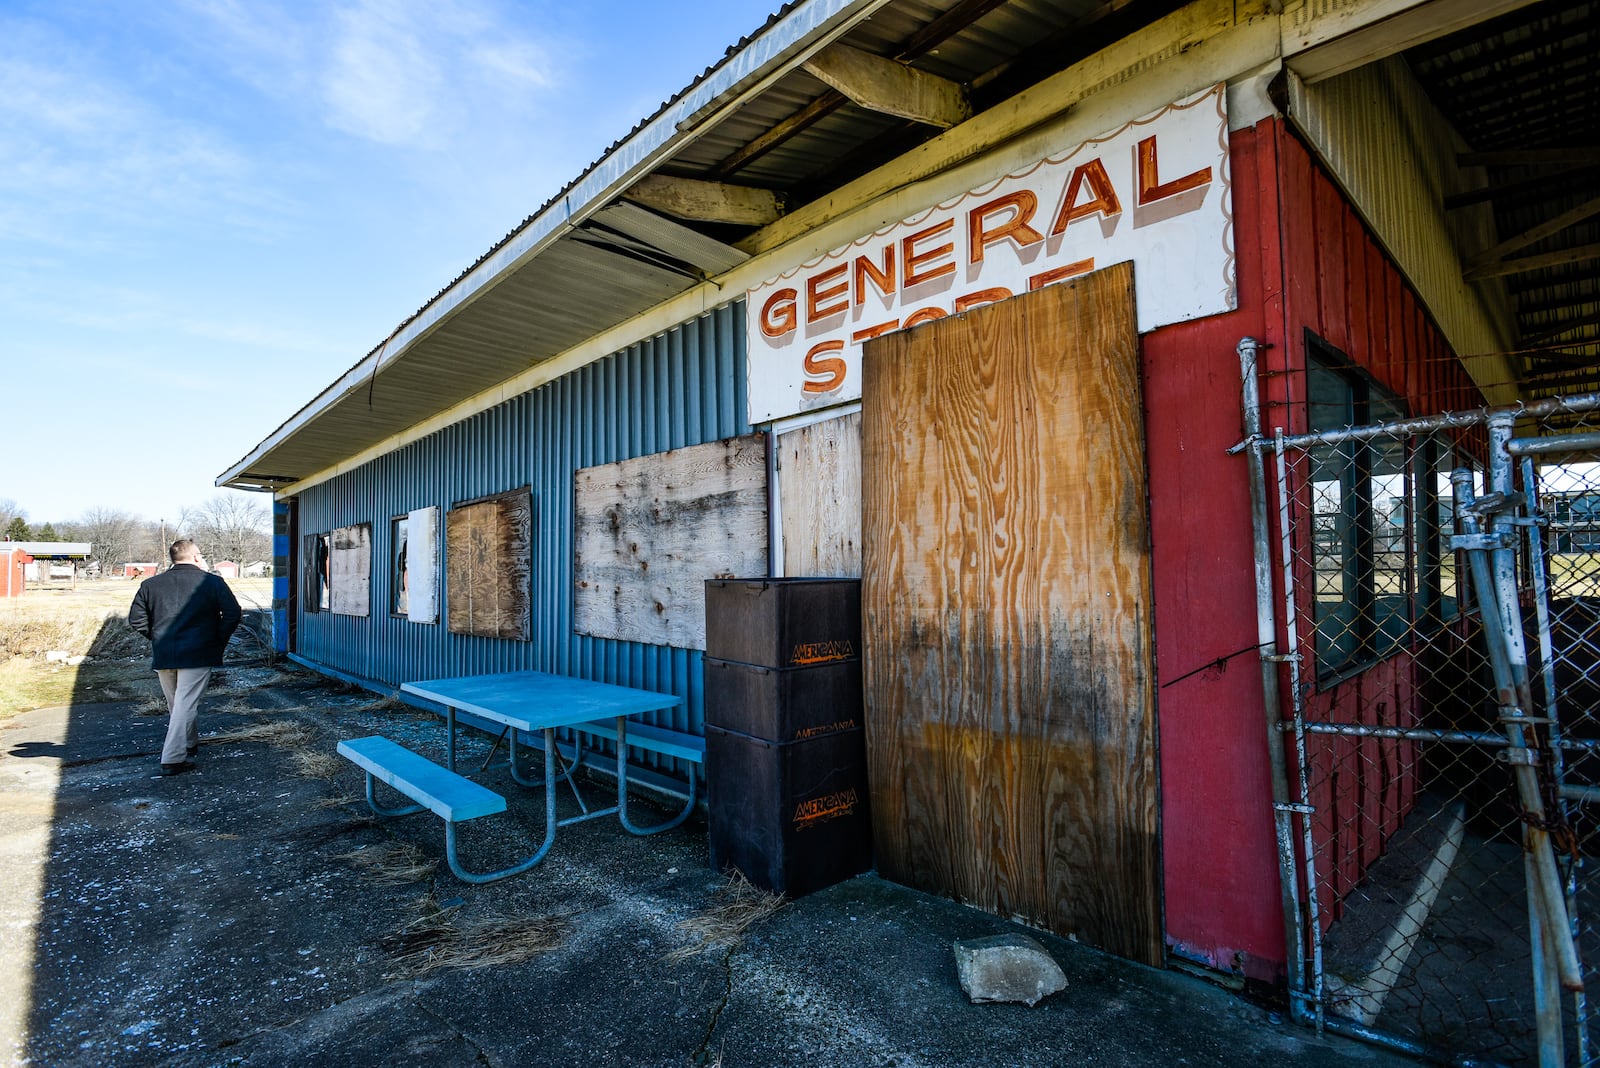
[447,490,532,640]
[574,434,768,650]
[777,411,862,578]
[328,523,371,618]
[861,262,1162,967]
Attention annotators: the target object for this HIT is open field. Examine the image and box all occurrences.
[0,577,273,718]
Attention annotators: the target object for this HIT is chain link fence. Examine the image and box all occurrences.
[1243,342,1600,1065]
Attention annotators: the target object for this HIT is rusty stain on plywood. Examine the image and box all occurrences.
[861,262,1161,966]
[574,434,768,650]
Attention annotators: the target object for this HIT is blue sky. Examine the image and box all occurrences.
[1,0,780,528]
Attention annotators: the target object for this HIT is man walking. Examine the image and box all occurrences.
[128,539,243,776]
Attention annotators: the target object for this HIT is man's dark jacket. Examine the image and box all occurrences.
[128,564,243,670]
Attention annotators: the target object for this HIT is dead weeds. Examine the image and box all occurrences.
[381,896,569,978]
[339,842,437,884]
[665,871,786,963]
[205,720,315,748]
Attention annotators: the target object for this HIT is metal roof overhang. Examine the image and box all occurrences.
[218,0,888,492]
[222,0,1598,494]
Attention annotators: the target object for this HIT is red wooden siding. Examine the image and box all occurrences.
[1145,118,1482,980]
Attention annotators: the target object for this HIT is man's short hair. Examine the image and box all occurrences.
[169,539,199,564]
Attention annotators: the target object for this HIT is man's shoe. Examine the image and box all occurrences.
[159,761,196,777]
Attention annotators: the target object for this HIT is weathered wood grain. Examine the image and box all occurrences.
[861,261,1162,966]
[328,523,371,618]
[573,434,768,650]
[446,491,532,639]
[777,411,862,578]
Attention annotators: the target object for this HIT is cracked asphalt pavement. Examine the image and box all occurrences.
[0,663,1422,1067]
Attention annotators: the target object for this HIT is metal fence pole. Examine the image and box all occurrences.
[1453,470,1583,1007]
[1237,337,1310,1010]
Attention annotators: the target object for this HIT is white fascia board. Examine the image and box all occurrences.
[217,0,892,489]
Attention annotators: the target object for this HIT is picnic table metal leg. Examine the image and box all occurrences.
[446,705,457,773]
[362,772,427,818]
[443,726,559,884]
[507,730,589,815]
[614,715,699,836]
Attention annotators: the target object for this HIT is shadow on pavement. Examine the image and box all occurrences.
[2,645,1428,1067]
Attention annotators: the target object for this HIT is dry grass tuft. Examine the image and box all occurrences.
[382,904,569,978]
[210,697,260,718]
[205,721,315,748]
[311,793,358,809]
[133,696,167,717]
[339,842,437,884]
[208,833,242,841]
[291,748,342,780]
[665,872,786,963]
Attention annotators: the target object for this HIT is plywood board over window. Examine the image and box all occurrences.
[447,490,532,640]
[574,434,768,650]
[777,410,862,577]
[328,523,371,617]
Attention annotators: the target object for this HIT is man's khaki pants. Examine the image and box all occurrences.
[157,668,211,766]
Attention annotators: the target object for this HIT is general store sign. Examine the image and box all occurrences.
[745,84,1234,423]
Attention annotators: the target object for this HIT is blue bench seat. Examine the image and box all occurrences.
[336,735,552,883]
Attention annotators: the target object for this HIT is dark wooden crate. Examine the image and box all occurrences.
[703,578,861,669]
[706,724,872,897]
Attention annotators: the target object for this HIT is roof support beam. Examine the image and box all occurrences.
[1285,0,1542,85]
[1459,149,1600,167]
[1468,194,1600,269]
[802,43,971,128]
[623,175,785,226]
[1465,242,1600,282]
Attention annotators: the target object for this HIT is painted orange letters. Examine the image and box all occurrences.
[954,288,1012,312]
[1051,158,1121,235]
[807,263,850,321]
[761,288,798,338]
[1137,135,1211,204]
[968,191,1043,264]
[853,247,896,305]
[901,219,956,288]
[801,340,847,393]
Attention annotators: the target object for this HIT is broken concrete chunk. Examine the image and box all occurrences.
[953,934,1068,1006]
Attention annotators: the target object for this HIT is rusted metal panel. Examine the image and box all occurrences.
[861,262,1163,967]
[777,411,862,577]
[573,434,768,650]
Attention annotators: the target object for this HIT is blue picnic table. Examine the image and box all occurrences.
[392,671,703,877]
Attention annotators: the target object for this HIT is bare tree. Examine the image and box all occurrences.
[0,498,23,537]
[181,494,272,568]
[66,507,142,573]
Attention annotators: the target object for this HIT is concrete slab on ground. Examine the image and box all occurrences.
[0,664,1423,1067]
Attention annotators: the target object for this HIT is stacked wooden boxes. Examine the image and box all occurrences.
[703,578,871,896]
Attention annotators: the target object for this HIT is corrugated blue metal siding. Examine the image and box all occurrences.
[293,302,750,742]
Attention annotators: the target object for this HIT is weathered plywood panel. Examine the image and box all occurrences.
[574,434,768,650]
[778,411,862,578]
[447,491,532,640]
[861,261,1162,966]
[406,506,439,624]
[328,523,371,618]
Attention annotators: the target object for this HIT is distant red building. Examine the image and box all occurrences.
[0,546,32,598]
